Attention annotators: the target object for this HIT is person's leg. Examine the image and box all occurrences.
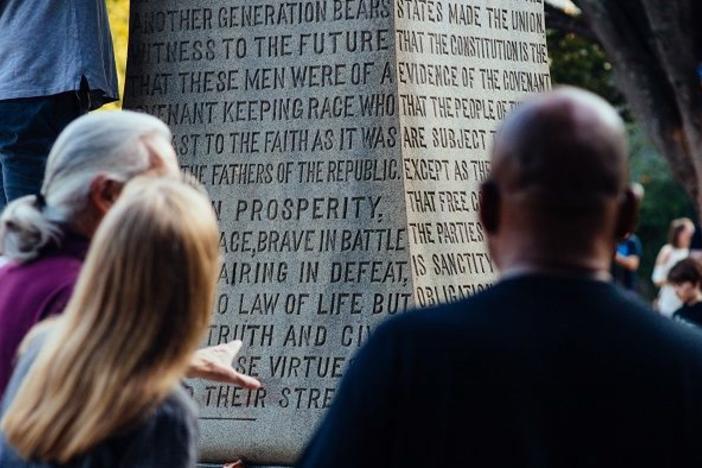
[0,92,85,210]
[0,158,6,209]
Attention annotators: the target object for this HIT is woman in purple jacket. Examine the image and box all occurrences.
[0,111,260,398]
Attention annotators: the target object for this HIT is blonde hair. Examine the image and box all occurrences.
[668,217,695,248]
[0,111,172,262]
[1,177,219,463]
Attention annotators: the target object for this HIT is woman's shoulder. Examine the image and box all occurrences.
[130,386,198,444]
[84,387,199,467]
[672,246,691,256]
[656,244,674,263]
[154,386,199,429]
[129,386,199,463]
[659,244,674,254]
[0,326,58,467]
[1,323,56,414]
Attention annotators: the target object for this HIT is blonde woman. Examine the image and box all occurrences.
[0,177,219,466]
[652,217,695,316]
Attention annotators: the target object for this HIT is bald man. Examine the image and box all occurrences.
[298,88,702,468]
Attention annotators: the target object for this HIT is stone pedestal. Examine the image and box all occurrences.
[125,0,549,464]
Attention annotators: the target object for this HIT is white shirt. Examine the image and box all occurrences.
[652,246,689,316]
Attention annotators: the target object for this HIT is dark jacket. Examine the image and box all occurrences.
[299,275,702,467]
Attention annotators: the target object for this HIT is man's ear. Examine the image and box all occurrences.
[615,185,642,240]
[89,175,122,216]
[479,180,500,234]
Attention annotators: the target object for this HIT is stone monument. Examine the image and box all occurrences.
[124,0,550,464]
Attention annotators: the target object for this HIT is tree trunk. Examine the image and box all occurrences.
[576,0,702,216]
[639,0,702,213]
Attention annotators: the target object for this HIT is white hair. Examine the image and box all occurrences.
[0,110,172,262]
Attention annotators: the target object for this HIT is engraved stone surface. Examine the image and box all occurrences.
[125,0,550,464]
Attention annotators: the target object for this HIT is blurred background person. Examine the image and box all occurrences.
[611,183,643,294]
[652,217,695,316]
[612,233,643,293]
[669,258,702,328]
[0,177,219,466]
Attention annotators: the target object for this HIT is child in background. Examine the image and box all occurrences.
[669,258,702,328]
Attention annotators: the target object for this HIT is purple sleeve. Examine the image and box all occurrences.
[39,283,75,320]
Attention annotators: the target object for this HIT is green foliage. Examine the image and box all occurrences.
[106,0,129,109]
[547,30,625,112]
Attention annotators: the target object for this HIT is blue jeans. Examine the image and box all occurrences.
[0,91,88,210]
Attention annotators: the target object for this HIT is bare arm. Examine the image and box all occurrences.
[652,245,673,286]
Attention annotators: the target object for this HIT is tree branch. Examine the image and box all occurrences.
[640,0,702,210]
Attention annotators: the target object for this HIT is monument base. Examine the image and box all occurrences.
[198,464,288,468]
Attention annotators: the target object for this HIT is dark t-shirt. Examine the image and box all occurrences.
[298,275,702,468]
[612,235,642,290]
[673,301,702,328]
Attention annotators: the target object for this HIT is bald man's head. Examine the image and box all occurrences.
[481,87,639,274]
[491,87,628,210]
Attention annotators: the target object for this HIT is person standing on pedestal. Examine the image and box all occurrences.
[0,1,117,210]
